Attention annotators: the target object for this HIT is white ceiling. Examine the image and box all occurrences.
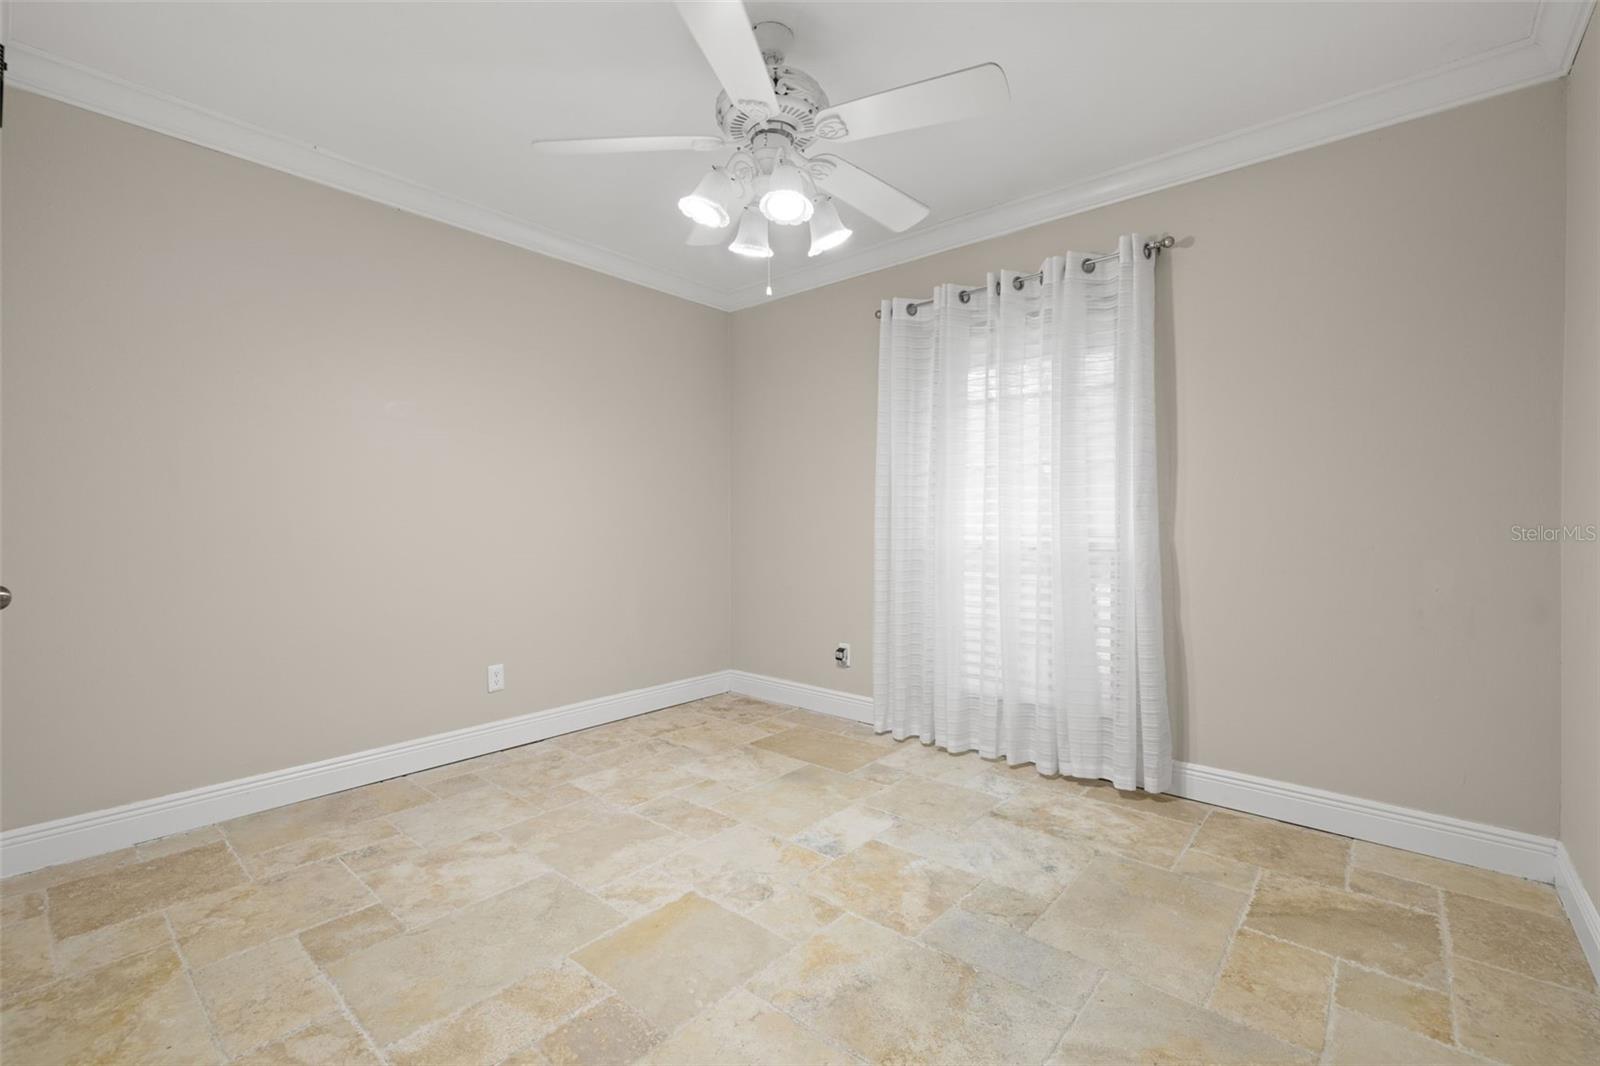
[7,1,1593,310]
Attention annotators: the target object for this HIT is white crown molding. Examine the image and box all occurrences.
[727,670,1561,885]
[6,3,1592,314]
[8,3,1594,315]
[723,0,1597,310]
[3,44,738,312]
[0,670,732,877]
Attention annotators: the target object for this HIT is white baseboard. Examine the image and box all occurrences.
[1169,762,1556,883]
[728,670,873,723]
[0,670,733,878]
[1556,843,1600,982]
[730,671,1560,884]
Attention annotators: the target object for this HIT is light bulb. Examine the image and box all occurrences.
[759,162,815,226]
[677,168,739,229]
[807,197,852,256]
[728,209,773,258]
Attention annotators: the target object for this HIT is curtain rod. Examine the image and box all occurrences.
[875,235,1176,318]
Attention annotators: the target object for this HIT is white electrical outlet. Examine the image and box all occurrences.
[834,643,851,668]
[487,664,506,693]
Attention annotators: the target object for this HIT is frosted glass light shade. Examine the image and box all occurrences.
[677,168,740,228]
[759,162,814,226]
[807,197,852,256]
[728,209,773,258]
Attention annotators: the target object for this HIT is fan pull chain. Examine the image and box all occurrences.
[766,256,773,297]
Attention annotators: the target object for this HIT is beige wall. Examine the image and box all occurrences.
[1562,29,1600,901]
[0,92,734,829]
[731,83,1568,836]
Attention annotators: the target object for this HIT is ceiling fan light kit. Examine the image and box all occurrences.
[728,209,773,259]
[758,161,814,226]
[677,166,742,228]
[808,197,852,257]
[532,1,1010,291]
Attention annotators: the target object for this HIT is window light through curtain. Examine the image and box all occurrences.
[872,235,1171,791]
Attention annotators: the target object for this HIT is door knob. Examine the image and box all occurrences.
[0,586,11,610]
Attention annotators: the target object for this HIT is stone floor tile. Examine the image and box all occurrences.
[791,803,899,858]
[1189,810,1351,886]
[655,823,829,911]
[632,795,738,839]
[135,826,227,862]
[1,848,140,898]
[751,727,888,773]
[168,859,374,968]
[0,946,223,1065]
[355,830,548,928]
[1079,779,1214,823]
[1172,847,1260,892]
[386,784,544,850]
[713,764,882,836]
[223,780,434,856]
[503,798,686,888]
[1347,867,1440,912]
[0,888,45,926]
[570,761,710,808]
[242,819,402,880]
[1052,972,1315,1065]
[326,874,621,1045]
[1208,927,1334,1051]
[992,788,1196,866]
[478,747,600,792]
[865,776,1000,832]
[1352,841,1564,917]
[192,938,337,1057]
[570,893,789,1030]
[673,746,809,805]
[1029,854,1247,1003]
[592,867,698,919]
[1452,956,1600,1065]
[1324,1008,1481,1065]
[750,913,1067,1065]
[538,997,664,1066]
[642,987,857,1066]
[802,839,979,935]
[1444,890,1596,992]
[956,879,1057,932]
[745,885,844,939]
[54,911,172,978]
[386,960,608,1066]
[921,907,1101,1010]
[0,914,56,1001]
[878,814,1093,897]
[236,1012,382,1065]
[46,842,248,939]
[1244,873,1445,987]
[1334,961,1454,1045]
[297,904,403,967]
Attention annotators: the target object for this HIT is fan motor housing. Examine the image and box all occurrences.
[716,64,829,150]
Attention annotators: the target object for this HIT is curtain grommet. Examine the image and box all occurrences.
[1012,276,1026,291]
[906,303,918,316]
[958,289,971,304]
[1081,258,1096,274]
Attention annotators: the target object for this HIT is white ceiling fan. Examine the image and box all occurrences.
[532,1,1009,262]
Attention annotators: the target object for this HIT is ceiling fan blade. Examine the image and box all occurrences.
[687,221,731,246]
[674,1,778,114]
[531,135,726,155]
[810,155,929,233]
[812,63,1009,144]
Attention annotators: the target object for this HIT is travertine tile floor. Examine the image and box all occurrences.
[2,694,1597,1065]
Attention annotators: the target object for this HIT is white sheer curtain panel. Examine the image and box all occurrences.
[873,235,1171,791]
